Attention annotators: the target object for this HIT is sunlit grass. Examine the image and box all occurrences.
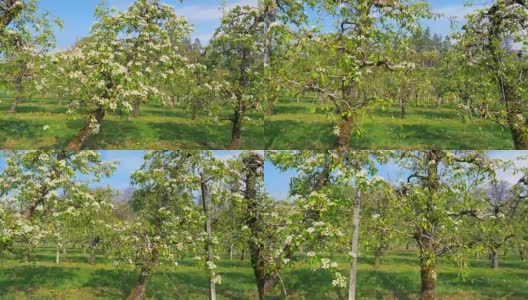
[1,248,526,299]
[0,98,264,150]
[265,98,514,150]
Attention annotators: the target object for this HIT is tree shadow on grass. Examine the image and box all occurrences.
[390,124,499,150]
[265,120,335,150]
[82,268,135,298]
[273,104,327,115]
[436,269,528,299]
[0,265,77,295]
[15,105,68,114]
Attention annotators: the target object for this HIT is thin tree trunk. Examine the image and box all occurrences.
[240,249,245,261]
[400,98,406,119]
[56,245,60,264]
[230,244,233,261]
[201,177,217,300]
[520,250,525,262]
[66,105,106,150]
[348,190,361,300]
[192,103,197,120]
[335,114,354,150]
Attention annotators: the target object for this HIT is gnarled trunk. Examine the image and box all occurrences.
[335,114,354,150]
[419,259,436,300]
[491,250,499,270]
[127,265,153,300]
[243,154,266,300]
[66,105,105,150]
[8,97,21,113]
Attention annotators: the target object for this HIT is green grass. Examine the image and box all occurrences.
[0,98,264,150]
[265,99,515,150]
[1,248,527,299]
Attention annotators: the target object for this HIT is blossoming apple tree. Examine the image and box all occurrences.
[388,150,513,300]
[56,0,191,150]
[281,0,431,149]
[0,0,59,112]
[461,0,528,149]
[0,150,116,260]
[207,4,265,149]
[269,150,390,300]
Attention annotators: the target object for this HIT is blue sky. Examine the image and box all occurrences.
[39,0,490,50]
[0,150,245,193]
[1,150,526,201]
[265,151,528,201]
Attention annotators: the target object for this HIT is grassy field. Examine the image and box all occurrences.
[0,98,264,150]
[1,249,527,299]
[265,99,515,150]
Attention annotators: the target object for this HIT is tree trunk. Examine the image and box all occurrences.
[230,244,233,261]
[230,106,244,150]
[335,114,354,150]
[240,249,245,261]
[244,154,266,300]
[66,105,106,150]
[132,101,141,117]
[348,189,361,300]
[8,97,21,113]
[192,103,197,120]
[127,265,153,300]
[89,237,98,265]
[8,76,22,113]
[419,259,436,300]
[56,246,60,264]
[491,250,499,270]
[89,248,96,265]
[201,177,217,300]
[400,98,406,119]
[63,247,67,255]
[476,251,480,261]
[374,254,381,266]
[520,250,525,262]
